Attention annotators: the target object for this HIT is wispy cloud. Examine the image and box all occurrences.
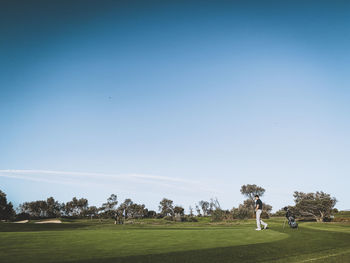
[0,169,219,193]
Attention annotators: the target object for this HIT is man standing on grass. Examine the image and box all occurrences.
[255,195,268,231]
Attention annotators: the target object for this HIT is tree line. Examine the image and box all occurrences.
[0,184,337,222]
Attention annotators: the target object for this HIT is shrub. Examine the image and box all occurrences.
[182,216,198,222]
[211,209,229,221]
[232,207,251,220]
[332,217,350,222]
[271,209,286,217]
[163,215,173,221]
[261,211,270,219]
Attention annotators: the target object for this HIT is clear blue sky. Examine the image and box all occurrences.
[1,0,349,212]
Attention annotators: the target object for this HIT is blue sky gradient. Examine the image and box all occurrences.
[1,0,350,211]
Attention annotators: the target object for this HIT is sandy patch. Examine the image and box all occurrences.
[13,220,29,223]
[35,219,62,224]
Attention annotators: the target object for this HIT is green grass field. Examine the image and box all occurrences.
[1,218,349,263]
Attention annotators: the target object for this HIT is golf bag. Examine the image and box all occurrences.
[287,215,298,228]
[284,207,298,229]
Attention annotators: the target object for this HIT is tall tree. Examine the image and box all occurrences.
[198,201,210,216]
[240,184,266,213]
[209,198,221,215]
[77,198,89,216]
[102,194,118,212]
[293,191,337,222]
[100,194,119,219]
[20,200,47,218]
[127,203,147,219]
[195,204,201,216]
[159,198,174,217]
[239,185,272,218]
[85,206,98,220]
[119,198,133,218]
[240,184,266,202]
[46,197,61,218]
[0,190,15,221]
[64,197,89,217]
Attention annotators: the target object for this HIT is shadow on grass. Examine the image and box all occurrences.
[67,226,350,263]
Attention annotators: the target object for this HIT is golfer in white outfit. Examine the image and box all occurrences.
[255,195,268,231]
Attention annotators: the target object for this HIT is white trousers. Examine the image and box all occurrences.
[256,209,267,229]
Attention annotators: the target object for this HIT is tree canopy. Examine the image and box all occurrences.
[293,191,337,222]
[0,190,15,220]
[240,184,265,201]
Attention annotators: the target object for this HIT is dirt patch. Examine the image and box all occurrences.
[35,219,62,224]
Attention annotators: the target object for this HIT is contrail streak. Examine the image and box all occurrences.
[0,169,219,193]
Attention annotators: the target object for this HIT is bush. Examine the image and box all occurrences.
[163,216,173,221]
[156,213,164,219]
[261,211,270,219]
[211,209,229,221]
[188,217,198,222]
[332,217,350,222]
[146,210,157,218]
[232,207,251,220]
[271,209,286,217]
[182,216,198,222]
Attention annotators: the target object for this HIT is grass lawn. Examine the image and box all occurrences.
[0,218,349,263]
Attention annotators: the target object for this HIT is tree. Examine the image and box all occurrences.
[159,198,174,217]
[19,202,34,217]
[46,197,61,218]
[146,210,157,218]
[242,199,255,210]
[174,206,184,216]
[100,194,119,220]
[127,203,147,219]
[209,198,221,215]
[118,198,133,219]
[263,203,272,214]
[102,194,118,212]
[64,197,89,217]
[240,184,265,203]
[19,200,47,218]
[173,206,184,222]
[63,201,73,217]
[240,184,266,216]
[293,191,337,222]
[189,206,194,217]
[19,196,89,219]
[195,204,201,216]
[273,208,287,217]
[0,190,15,221]
[77,198,89,216]
[66,198,78,217]
[198,201,210,216]
[85,206,98,220]
[209,198,225,222]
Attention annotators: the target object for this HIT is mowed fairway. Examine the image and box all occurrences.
[0,219,349,263]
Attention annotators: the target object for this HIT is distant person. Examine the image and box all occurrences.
[255,195,268,230]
